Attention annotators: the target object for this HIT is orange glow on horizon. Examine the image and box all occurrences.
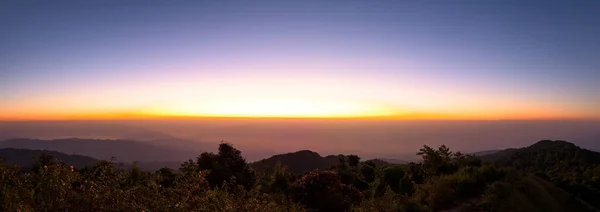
[1,94,594,121]
[0,108,591,121]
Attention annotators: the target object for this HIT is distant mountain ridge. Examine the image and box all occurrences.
[0,148,99,168]
[0,122,213,151]
[0,137,402,173]
[0,148,185,171]
[481,140,600,164]
[0,138,202,162]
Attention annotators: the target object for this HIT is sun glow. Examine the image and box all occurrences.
[147,98,398,118]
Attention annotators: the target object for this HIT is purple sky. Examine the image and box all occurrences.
[1,1,599,120]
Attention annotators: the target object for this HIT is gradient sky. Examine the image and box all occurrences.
[1,0,599,120]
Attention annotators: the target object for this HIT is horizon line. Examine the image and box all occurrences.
[1,115,598,122]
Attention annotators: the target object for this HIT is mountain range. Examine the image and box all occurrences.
[0,138,200,163]
[0,148,99,168]
[0,137,599,210]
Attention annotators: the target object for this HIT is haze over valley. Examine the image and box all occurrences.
[2,119,598,163]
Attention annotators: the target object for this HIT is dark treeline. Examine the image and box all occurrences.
[0,140,599,212]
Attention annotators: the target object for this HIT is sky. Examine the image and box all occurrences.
[1,0,599,120]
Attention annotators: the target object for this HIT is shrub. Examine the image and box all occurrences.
[293,170,363,211]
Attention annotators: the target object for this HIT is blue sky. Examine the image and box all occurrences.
[1,0,599,119]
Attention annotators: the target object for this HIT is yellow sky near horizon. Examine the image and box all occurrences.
[2,74,589,121]
[2,1,600,122]
[1,75,594,121]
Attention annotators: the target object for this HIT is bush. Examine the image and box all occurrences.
[413,166,498,211]
[293,170,363,211]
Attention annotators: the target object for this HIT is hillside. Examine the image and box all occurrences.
[449,173,596,212]
[251,150,343,173]
[0,141,598,211]
[469,149,502,157]
[377,158,407,164]
[0,138,201,162]
[482,140,600,168]
[0,148,99,168]
[482,140,600,209]
[251,150,393,174]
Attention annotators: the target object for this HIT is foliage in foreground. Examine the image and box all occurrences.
[0,142,597,212]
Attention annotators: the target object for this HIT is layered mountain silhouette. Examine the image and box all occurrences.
[0,138,201,163]
[0,138,599,211]
[0,122,216,151]
[0,148,99,168]
[0,148,186,171]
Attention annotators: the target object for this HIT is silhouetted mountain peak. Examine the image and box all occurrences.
[293,150,322,157]
[481,140,589,163]
[529,140,578,150]
[251,150,393,174]
[251,150,342,174]
[483,140,600,167]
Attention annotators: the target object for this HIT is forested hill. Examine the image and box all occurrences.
[482,140,600,209]
[250,150,392,174]
[0,141,598,211]
[482,140,600,165]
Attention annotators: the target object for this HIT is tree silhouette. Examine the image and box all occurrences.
[348,155,360,168]
[196,142,257,190]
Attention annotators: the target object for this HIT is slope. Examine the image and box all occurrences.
[448,173,597,212]
[251,150,392,174]
[481,140,600,209]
